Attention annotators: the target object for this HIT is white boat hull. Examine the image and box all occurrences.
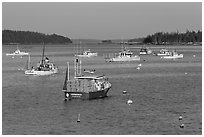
[157,53,171,56]
[161,54,184,59]
[139,51,152,55]
[139,52,148,55]
[76,53,98,57]
[111,56,140,62]
[6,53,29,56]
[25,68,58,76]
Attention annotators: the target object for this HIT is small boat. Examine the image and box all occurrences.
[156,49,171,56]
[25,45,58,76]
[75,49,98,57]
[6,45,29,57]
[161,50,184,59]
[83,69,96,74]
[62,59,112,100]
[139,47,152,55]
[107,47,140,62]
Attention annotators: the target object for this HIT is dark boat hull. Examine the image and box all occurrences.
[64,86,111,100]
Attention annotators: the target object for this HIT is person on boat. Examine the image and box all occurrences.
[45,57,50,63]
[31,66,34,71]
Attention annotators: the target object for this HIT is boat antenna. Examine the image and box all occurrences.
[79,60,82,75]
[121,35,125,51]
[80,41,82,54]
[74,58,77,77]
[76,41,78,56]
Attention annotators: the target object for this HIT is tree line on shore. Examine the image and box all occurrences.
[141,30,202,45]
[2,30,72,45]
[2,29,202,45]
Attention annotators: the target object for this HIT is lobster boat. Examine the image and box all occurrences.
[6,45,29,57]
[139,47,152,55]
[75,49,98,57]
[107,47,140,62]
[156,49,171,56]
[62,59,112,100]
[24,45,58,76]
[161,50,184,59]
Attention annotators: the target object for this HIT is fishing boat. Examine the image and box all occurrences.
[6,45,29,57]
[24,45,58,76]
[107,47,140,62]
[156,49,171,56]
[139,47,152,55]
[62,59,112,100]
[75,49,98,57]
[161,50,184,59]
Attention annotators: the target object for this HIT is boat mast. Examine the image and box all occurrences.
[62,62,69,91]
[28,55,31,69]
[41,43,45,66]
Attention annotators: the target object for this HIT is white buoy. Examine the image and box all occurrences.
[137,67,140,70]
[179,115,183,121]
[122,90,127,94]
[180,123,184,128]
[127,99,133,105]
[193,55,196,57]
[185,72,188,75]
[77,113,80,123]
[138,64,142,67]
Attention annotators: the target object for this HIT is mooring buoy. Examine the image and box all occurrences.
[122,90,127,94]
[137,67,140,70]
[127,99,133,105]
[180,123,184,128]
[77,113,81,123]
[179,115,183,121]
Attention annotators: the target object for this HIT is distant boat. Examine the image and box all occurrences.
[107,46,140,62]
[156,49,171,56]
[139,47,152,55]
[84,69,96,74]
[6,45,29,57]
[161,50,184,59]
[75,49,98,57]
[24,44,58,76]
[62,59,112,100]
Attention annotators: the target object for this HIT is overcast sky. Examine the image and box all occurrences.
[2,2,202,39]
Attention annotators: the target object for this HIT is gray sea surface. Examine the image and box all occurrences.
[2,44,202,134]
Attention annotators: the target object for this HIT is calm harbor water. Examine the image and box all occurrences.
[2,44,202,134]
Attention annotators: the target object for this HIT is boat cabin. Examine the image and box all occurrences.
[66,75,109,93]
[118,49,133,57]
